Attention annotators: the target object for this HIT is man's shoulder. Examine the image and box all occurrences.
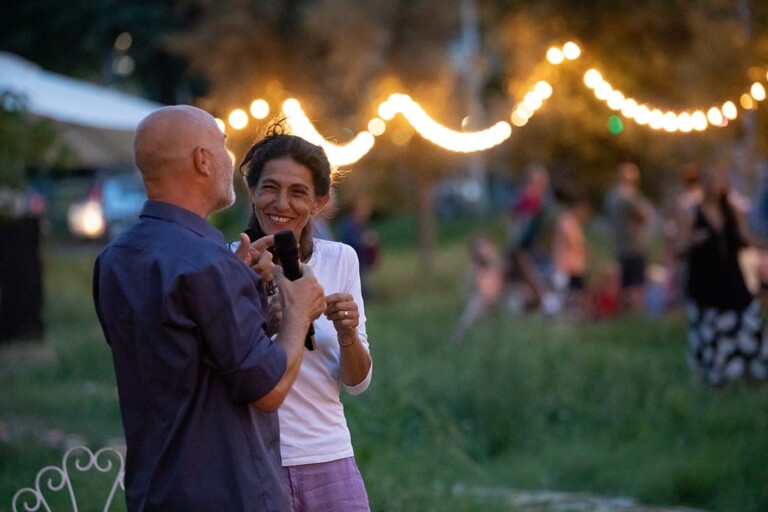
[101,217,231,272]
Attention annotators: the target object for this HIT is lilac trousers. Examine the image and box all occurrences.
[282,457,370,512]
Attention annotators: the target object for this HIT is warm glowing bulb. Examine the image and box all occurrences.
[534,81,553,99]
[523,92,543,111]
[634,105,651,125]
[607,90,625,110]
[662,112,679,132]
[228,109,248,130]
[649,109,664,130]
[377,101,396,121]
[677,112,693,133]
[707,107,723,126]
[621,99,638,118]
[741,93,755,110]
[249,99,270,119]
[515,105,533,120]
[282,98,301,114]
[367,118,386,136]
[722,101,738,120]
[751,82,766,101]
[584,69,602,89]
[563,42,581,60]
[546,47,565,65]
[594,81,612,101]
[691,111,708,131]
[511,111,528,127]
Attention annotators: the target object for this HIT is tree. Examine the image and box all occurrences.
[0,92,70,194]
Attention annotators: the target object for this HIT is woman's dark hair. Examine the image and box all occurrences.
[239,119,334,261]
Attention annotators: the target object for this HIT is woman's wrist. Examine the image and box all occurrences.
[338,333,358,347]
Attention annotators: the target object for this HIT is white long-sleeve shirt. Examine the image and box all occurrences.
[277,238,372,466]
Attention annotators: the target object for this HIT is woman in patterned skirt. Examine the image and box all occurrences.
[676,161,767,386]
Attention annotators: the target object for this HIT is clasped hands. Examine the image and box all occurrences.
[235,233,359,342]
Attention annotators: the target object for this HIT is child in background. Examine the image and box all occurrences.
[592,262,621,319]
[553,193,590,318]
[452,236,505,343]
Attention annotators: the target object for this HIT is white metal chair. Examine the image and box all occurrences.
[12,446,125,512]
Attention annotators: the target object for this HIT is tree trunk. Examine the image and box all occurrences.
[417,172,436,275]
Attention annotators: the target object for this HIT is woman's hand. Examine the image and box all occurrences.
[325,293,360,344]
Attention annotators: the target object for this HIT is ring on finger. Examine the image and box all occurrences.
[344,310,348,318]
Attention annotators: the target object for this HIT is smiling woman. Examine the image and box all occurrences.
[237,120,374,512]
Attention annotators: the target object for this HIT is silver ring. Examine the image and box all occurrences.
[344,311,348,317]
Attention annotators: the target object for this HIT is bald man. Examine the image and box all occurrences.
[93,106,326,511]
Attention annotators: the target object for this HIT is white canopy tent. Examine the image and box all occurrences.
[0,52,163,168]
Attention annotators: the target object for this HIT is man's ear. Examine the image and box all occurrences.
[311,194,331,216]
[192,146,212,176]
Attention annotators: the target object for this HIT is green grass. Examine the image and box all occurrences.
[2,216,768,511]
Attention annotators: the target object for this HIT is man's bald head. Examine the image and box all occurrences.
[134,105,220,182]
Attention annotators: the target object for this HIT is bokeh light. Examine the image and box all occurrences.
[228,109,249,130]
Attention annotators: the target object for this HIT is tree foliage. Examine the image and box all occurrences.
[5,1,768,206]
[0,92,71,190]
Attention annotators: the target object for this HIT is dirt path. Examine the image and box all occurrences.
[451,483,708,511]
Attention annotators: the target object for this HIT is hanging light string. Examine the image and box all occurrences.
[217,41,766,165]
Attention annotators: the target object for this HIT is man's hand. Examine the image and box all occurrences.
[235,233,275,281]
[274,265,326,326]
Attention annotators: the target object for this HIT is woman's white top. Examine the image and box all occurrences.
[278,238,372,466]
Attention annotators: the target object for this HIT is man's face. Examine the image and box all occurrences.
[209,126,236,213]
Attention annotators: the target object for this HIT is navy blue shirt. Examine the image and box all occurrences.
[93,201,289,511]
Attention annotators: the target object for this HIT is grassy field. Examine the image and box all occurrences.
[2,216,768,511]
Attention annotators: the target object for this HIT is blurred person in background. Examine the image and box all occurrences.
[451,235,505,343]
[591,261,621,320]
[604,162,654,315]
[675,160,768,386]
[239,120,373,512]
[663,161,703,310]
[504,163,558,312]
[339,194,379,300]
[312,187,337,240]
[552,191,591,319]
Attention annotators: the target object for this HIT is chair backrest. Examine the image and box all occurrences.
[12,446,125,512]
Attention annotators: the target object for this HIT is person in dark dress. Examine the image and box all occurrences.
[676,161,767,386]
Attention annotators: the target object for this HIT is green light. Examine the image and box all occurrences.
[608,115,624,134]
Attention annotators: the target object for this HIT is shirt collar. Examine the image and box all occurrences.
[140,200,227,245]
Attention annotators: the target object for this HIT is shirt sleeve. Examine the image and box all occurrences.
[339,245,372,396]
[183,256,287,403]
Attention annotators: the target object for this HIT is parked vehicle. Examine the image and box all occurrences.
[68,171,146,240]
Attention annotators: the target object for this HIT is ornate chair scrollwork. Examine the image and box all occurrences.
[12,446,125,512]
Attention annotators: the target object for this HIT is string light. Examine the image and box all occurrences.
[707,107,724,126]
[217,40,767,165]
[563,42,582,60]
[367,118,386,136]
[751,82,766,101]
[282,99,375,166]
[741,93,756,110]
[382,94,512,152]
[722,101,738,120]
[249,99,270,119]
[228,109,248,130]
[546,47,565,65]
